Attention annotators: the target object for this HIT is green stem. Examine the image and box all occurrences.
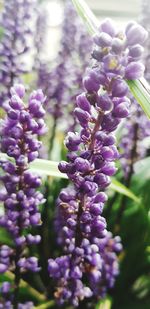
[114,122,139,231]
[48,117,57,159]
[6,271,46,302]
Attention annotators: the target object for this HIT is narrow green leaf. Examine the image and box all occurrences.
[0,153,139,201]
[110,179,140,204]
[29,159,68,179]
[127,79,150,119]
[33,301,54,309]
[72,0,99,34]
[6,271,46,302]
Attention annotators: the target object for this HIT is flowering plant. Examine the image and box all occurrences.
[0,0,150,308]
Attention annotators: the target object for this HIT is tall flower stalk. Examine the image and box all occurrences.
[0,0,36,107]
[0,84,46,307]
[48,19,147,307]
[36,1,92,157]
[120,0,150,181]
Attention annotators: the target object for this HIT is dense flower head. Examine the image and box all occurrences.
[0,0,36,106]
[0,84,46,305]
[48,19,147,306]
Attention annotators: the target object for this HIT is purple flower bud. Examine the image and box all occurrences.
[58,161,69,173]
[129,45,144,58]
[0,263,8,273]
[101,162,117,176]
[74,108,91,127]
[101,146,114,160]
[65,132,81,151]
[94,192,108,203]
[94,32,112,47]
[0,282,11,294]
[100,18,116,37]
[97,94,113,111]
[125,62,145,79]
[113,103,129,118]
[11,84,25,98]
[90,203,104,215]
[76,93,91,112]
[74,157,90,172]
[112,79,128,97]
[126,23,148,45]
[82,181,98,195]
[30,213,41,225]
[112,38,124,54]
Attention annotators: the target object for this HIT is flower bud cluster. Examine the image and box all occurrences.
[0,84,46,304]
[48,19,147,306]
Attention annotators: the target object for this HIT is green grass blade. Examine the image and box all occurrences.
[127,79,150,119]
[110,178,140,204]
[29,159,68,179]
[72,0,99,34]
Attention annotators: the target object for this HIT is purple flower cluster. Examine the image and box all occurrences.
[48,19,147,306]
[0,84,46,305]
[0,0,36,107]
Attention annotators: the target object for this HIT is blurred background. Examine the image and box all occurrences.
[40,0,142,60]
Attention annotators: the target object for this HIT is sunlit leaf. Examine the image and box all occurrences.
[30,159,68,179]
[95,297,112,309]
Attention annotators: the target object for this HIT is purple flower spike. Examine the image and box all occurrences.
[0,84,46,304]
[0,0,36,106]
[48,17,148,307]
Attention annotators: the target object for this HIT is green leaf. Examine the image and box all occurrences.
[110,179,140,204]
[127,79,150,119]
[72,0,99,35]
[29,159,68,179]
[33,301,55,309]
